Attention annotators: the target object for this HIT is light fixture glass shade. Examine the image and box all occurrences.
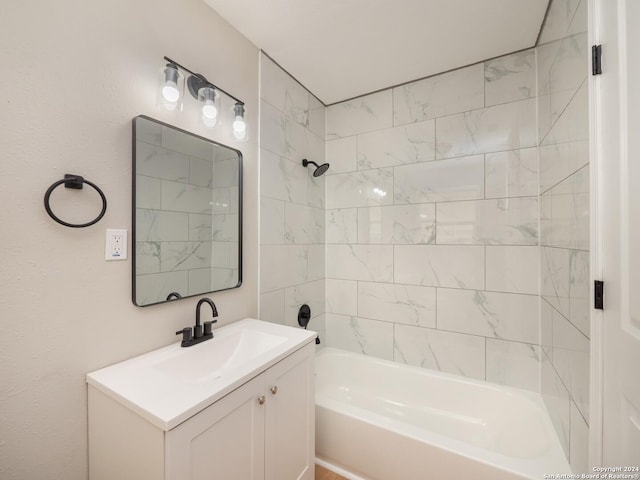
[157,57,247,142]
[233,103,247,141]
[158,63,184,111]
[197,86,220,127]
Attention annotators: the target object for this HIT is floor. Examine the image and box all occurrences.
[315,464,349,480]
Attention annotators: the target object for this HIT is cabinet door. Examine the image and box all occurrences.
[166,375,266,480]
[264,343,315,480]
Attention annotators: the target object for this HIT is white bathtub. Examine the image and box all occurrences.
[315,348,571,480]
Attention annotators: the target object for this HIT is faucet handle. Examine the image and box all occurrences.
[176,327,193,345]
[203,320,217,336]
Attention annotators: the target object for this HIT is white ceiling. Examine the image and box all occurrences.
[203,0,549,105]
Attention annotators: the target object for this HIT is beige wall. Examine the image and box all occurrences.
[0,1,259,478]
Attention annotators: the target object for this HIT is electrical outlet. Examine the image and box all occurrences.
[106,229,128,261]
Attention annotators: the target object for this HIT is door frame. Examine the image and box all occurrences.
[588,0,604,468]
[587,0,640,466]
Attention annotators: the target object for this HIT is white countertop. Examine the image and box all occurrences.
[86,318,316,431]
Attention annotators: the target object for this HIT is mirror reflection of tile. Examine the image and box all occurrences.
[133,116,241,306]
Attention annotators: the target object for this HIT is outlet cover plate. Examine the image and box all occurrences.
[106,229,128,261]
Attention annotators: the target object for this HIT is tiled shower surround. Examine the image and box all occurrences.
[537,0,590,472]
[259,54,327,337]
[259,0,590,470]
[325,49,541,391]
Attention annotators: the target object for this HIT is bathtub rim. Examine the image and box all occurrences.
[314,347,572,479]
[316,346,546,405]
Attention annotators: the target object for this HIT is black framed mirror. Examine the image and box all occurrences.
[132,115,242,306]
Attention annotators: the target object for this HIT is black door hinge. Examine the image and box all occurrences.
[594,280,604,310]
[592,45,602,75]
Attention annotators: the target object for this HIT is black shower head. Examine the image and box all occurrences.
[302,158,330,177]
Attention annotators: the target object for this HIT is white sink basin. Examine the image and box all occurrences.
[87,318,316,430]
[153,328,288,383]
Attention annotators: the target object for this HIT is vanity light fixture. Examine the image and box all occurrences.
[198,85,219,127]
[159,62,184,111]
[161,56,247,140]
[232,103,247,140]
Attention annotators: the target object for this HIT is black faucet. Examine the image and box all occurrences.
[175,297,218,347]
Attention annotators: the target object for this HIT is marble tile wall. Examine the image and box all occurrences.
[135,133,239,305]
[537,0,590,472]
[257,3,591,470]
[259,54,326,340]
[325,46,541,391]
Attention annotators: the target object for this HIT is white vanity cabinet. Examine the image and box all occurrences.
[166,343,315,480]
[87,319,316,480]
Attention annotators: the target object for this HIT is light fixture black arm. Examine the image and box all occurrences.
[164,56,244,106]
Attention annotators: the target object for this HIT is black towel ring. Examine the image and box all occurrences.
[44,174,107,228]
